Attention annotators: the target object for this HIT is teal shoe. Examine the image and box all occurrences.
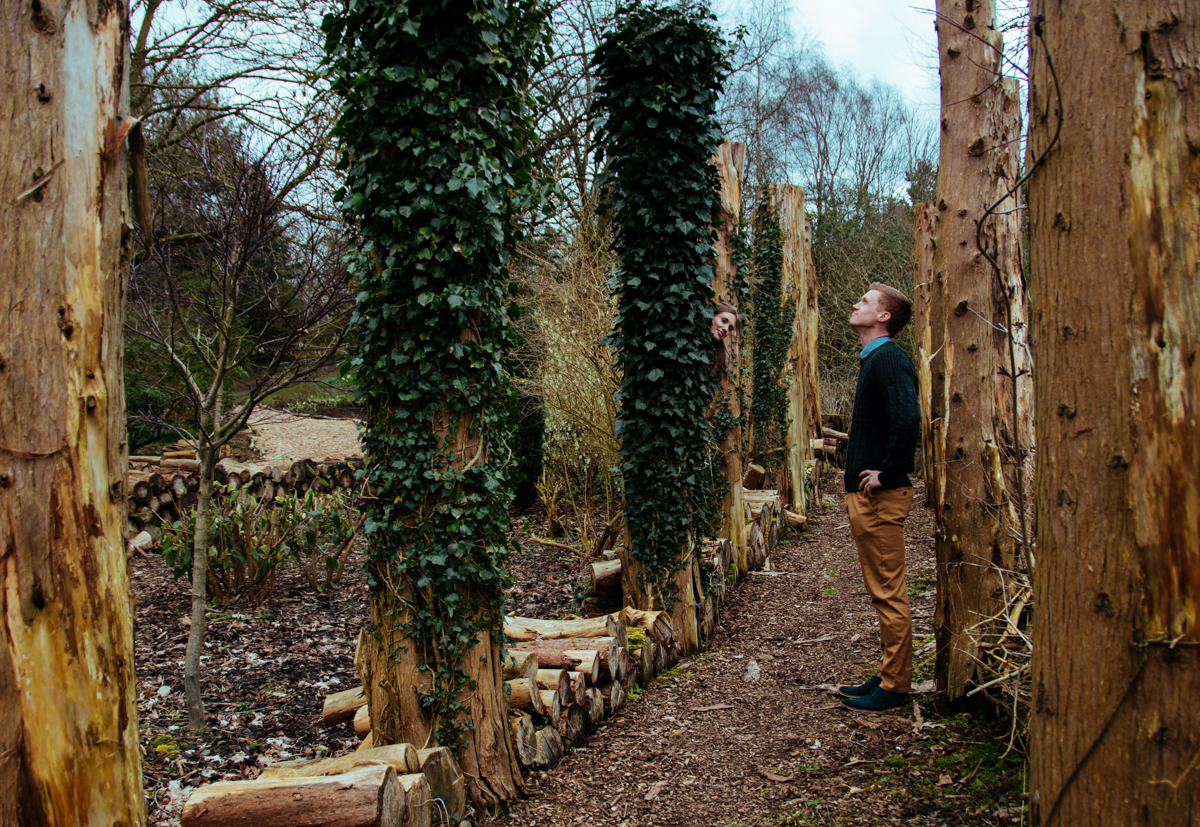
[840,686,909,711]
[837,675,882,698]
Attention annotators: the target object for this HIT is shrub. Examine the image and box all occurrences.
[161,486,359,601]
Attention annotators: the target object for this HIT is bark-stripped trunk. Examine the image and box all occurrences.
[913,203,938,488]
[801,216,820,444]
[710,142,748,576]
[931,0,1028,708]
[0,0,144,819]
[778,185,812,515]
[1027,5,1200,824]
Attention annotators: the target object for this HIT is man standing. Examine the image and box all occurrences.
[838,283,921,712]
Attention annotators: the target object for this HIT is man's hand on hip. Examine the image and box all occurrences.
[858,469,883,498]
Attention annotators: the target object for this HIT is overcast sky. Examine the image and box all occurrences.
[784,1,941,114]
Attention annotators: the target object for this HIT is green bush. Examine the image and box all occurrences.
[161,486,359,601]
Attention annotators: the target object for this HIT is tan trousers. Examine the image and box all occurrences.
[845,487,914,693]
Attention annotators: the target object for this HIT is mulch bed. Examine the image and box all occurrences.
[135,472,1024,825]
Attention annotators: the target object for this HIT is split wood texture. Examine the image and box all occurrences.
[913,201,938,488]
[415,746,466,820]
[930,0,1030,708]
[0,0,143,818]
[1027,1,1200,822]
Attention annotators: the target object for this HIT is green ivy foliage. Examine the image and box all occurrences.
[322,0,547,752]
[592,1,730,601]
[750,198,788,471]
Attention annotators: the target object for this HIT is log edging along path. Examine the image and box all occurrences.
[177,489,793,825]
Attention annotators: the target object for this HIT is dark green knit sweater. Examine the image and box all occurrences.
[843,340,920,493]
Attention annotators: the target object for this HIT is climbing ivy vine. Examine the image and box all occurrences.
[323,0,546,752]
[592,1,729,601]
[750,196,788,472]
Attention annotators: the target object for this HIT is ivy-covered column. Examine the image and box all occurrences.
[323,0,545,807]
[749,188,789,493]
[593,2,729,655]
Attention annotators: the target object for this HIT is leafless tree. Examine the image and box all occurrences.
[127,120,353,730]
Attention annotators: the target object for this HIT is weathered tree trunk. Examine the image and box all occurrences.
[711,141,749,575]
[360,589,521,809]
[0,0,145,819]
[912,202,939,488]
[778,184,812,515]
[1027,4,1200,824]
[618,529,703,657]
[931,0,1027,708]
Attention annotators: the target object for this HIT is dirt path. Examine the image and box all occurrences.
[489,486,1022,827]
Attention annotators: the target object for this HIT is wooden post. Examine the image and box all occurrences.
[912,203,940,491]
[1027,3,1200,824]
[0,0,145,820]
[931,0,1027,708]
[778,185,811,515]
[711,141,749,576]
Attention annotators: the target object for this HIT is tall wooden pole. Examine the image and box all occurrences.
[0,0,145,820]
[913,203,939,491]
[801,215,820,453]
[1027,4,1200,824]
[711,142,748,576]
[931,0,1028,708]
[779,185,811,515]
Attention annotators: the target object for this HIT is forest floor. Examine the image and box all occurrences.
[132,416,1026,826]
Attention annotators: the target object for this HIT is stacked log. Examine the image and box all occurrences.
[502,614,636,765]
[127,454,366,531]
[322,685,368,726]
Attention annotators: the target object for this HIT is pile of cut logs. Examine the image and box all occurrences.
[127,447,363,531]
[809,426,848,465]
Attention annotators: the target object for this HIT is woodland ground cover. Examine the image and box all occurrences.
[133,445,1024,826]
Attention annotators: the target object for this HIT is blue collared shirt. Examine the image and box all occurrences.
[860,336,891,360]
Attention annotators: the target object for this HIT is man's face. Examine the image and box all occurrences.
[850,290,889,330]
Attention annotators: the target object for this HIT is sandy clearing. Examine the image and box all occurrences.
[247,409,362,463]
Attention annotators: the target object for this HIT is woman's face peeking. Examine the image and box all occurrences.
[711,310,737,343]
